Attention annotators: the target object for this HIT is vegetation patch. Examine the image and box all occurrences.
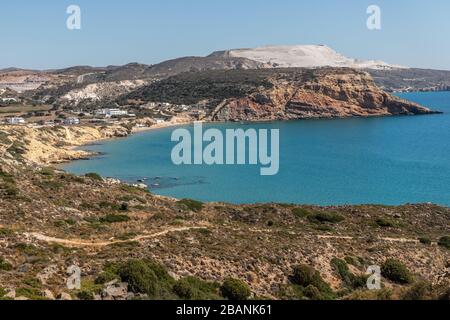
[220,278,251,301]
[438,236,450,249]
[292,208,312,219]
[39,167,55,176]
[418,237,432,245]
[174,277,221,300]
[99,214,131,224]
[85,173,103,181]
[177,199,204,212]
[375,217,398,228]
[117,259,176,299]
[16,277,45,300]
[0,169,20,198]
[307,212,344,224]
[330,258,367,289]
[381,259,413,284]
[402,281,433,300]
[0,227,14,238]
[0,258,13,271]
[290,264,334,300]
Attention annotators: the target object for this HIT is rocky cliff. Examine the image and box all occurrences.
[124,67,436,122]
[0,125,129,165]
[212,68,434,121]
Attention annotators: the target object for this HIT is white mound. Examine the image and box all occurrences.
[223,45,406,70]
[62,80,146,104]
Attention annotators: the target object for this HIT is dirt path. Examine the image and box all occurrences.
[317,234,420,243]
[25,226,208,248]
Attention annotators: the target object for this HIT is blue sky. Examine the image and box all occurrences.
[1,0,449,70]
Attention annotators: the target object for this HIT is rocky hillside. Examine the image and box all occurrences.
[61,80,147,105]
[368,68,450,92]
[0,163,449,300]
[123,68,436,122]
[0,125,130,165]
[0,124,449,300]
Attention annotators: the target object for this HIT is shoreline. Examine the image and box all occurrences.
[56,110,446,166]
[60,119,196,164]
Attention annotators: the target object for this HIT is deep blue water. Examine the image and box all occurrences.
[61,92,450,206]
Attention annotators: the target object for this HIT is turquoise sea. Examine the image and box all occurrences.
[61,92,450,206]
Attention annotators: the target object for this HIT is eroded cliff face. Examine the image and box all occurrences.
[0,125,129,165]
[211,69,435,121]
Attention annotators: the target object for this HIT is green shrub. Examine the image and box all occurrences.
[98,201,120,210]
[345,288,393,300]
[0,169,15,183]
[117,259,175,299]
[308,212,344,224]
[77,290,94,300]
[85,173,103,181]
[303,285,323,300]
[375,217,397,228]
[331,258,353,287]
[118,260,159,295]
[37,180,63,190]
[220,278,251,301]
[95,271,118,285]
[331,258,367,289]
[418,237,432,245]
[292,208,311,218]
[344,256,365,268]
[173,277,221,300]
[15,277,44,300]
[99,214,130,223]
[15,287,43,300]
[0,174,19,198]
[291,265,333,298]
[177,199,204,212]
[403,281,432,300]
[173,280,193,299]
[39,167,55,176]
[381,259,413,284]
[0,258,13,271]
[0,228,13,238]
[438,236,450,249]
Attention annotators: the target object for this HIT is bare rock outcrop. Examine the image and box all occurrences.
[212,68,435,121]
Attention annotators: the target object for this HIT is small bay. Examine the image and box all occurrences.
[61,92,450,206]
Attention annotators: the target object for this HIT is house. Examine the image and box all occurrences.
[1,97,18,103]
[64,117,80,125]
[154,118,166,124]
[95,108,128,117]
[6,117,26,125]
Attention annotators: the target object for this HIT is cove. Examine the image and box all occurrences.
[61,92,450,206]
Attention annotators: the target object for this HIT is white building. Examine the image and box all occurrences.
[6,117,26,125]
[64,117,80,125]
[1,97,18,103]
[154,118,166,124]
[95,108,129,117]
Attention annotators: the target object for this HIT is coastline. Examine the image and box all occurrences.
[1,93,444,168]
[64,118,196,163]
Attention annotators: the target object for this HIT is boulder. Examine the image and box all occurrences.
[57,292,73,300]
[102,281,128,300]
